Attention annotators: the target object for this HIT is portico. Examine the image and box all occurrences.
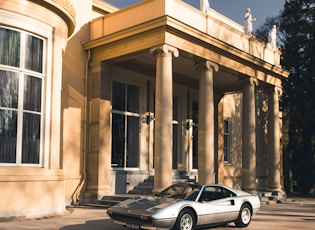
[83,0,289,196]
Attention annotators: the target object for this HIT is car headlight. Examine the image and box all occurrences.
[107,209,112,215]
[140,215,150,220]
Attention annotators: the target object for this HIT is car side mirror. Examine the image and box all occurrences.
[230,200,235,205]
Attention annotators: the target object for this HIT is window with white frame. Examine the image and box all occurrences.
[223,119,231,163]
[0,26,44,165]
[111,81,140,168]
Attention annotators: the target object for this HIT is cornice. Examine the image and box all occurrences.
[29,0,76,37]
[92,0,119,15]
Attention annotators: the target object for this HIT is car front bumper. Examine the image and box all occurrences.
[112,217,176,230]
[151,217,176,229]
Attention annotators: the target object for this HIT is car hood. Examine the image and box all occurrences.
[110,196,178,215]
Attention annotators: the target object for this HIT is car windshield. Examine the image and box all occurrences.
[155,184,200,199]
[184,187,202,201]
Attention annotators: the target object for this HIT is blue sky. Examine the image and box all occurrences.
[104,0,286,28]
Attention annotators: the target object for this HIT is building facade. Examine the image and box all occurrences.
[0,0,289,218]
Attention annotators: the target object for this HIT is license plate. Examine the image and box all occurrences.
[126,223,141,229]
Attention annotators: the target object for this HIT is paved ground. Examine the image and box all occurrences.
[0,197,314,230]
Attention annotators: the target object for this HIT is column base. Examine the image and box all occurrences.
[152,187,164,194]
[259,190,287,203]
[266,186,283,192]
[241,186,257,194]
[86,185,112,199]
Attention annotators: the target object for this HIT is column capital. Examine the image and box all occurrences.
[195,59,219,72]
[267,86,283,96]
[240,77,259,87]
[149,44,179,57]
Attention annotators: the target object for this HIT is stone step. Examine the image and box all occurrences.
[128,189,153,195]
[143,176,154,182]
[133,185,153,191]
[127,185,154,195]
[84,174,198,207]
[138,181,154,187]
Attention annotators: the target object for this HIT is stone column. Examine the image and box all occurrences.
[87,61,112,198]
[150,44,179,192]
[50,31,67,169]
[267,86,282,191]
[241,78,258,193]
[215,94,224,184]
[195,60,218,184]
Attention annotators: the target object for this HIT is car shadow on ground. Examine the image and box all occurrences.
[60,218,126,230]
[59,219,241,230]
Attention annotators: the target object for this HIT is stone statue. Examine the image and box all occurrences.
[267,25,277,50]
[244,8,256,36]
[200,0,211,15]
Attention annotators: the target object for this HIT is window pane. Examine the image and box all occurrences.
[192,100,198,123]
[224,135,229,148]
[25,35,43,73]
[111,113,125,167]
[112,81,125,111]
[23,75,42,112]
[192,125,198,169]
[223,120,230,162]
[0,28,20,67]
[0,70,19,108]
[173,124,178,169]
[127,85,139,113]
[22,113,41,164]
[126,116,139,167]
[0,110,17,163]
[224,148,228,162]
[173,97,178,120]
[192,100,198,169]
[224,120,229,133]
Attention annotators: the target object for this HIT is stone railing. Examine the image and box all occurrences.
[90,0,281,66]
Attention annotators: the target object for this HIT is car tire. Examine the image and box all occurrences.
[234,203,252,227]
[173,209,196,230]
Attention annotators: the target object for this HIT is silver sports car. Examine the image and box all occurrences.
[107,182,261,230]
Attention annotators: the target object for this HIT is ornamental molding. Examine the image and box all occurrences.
[30,0,76,36]
[149,44,179,57]
[195,59,219,72]
[52,0,76,20]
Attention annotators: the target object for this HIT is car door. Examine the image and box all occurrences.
[195,186,239,225]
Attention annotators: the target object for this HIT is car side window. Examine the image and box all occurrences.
[199,186,236,202]
[199,186,216,202]
[222,188,237,198]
